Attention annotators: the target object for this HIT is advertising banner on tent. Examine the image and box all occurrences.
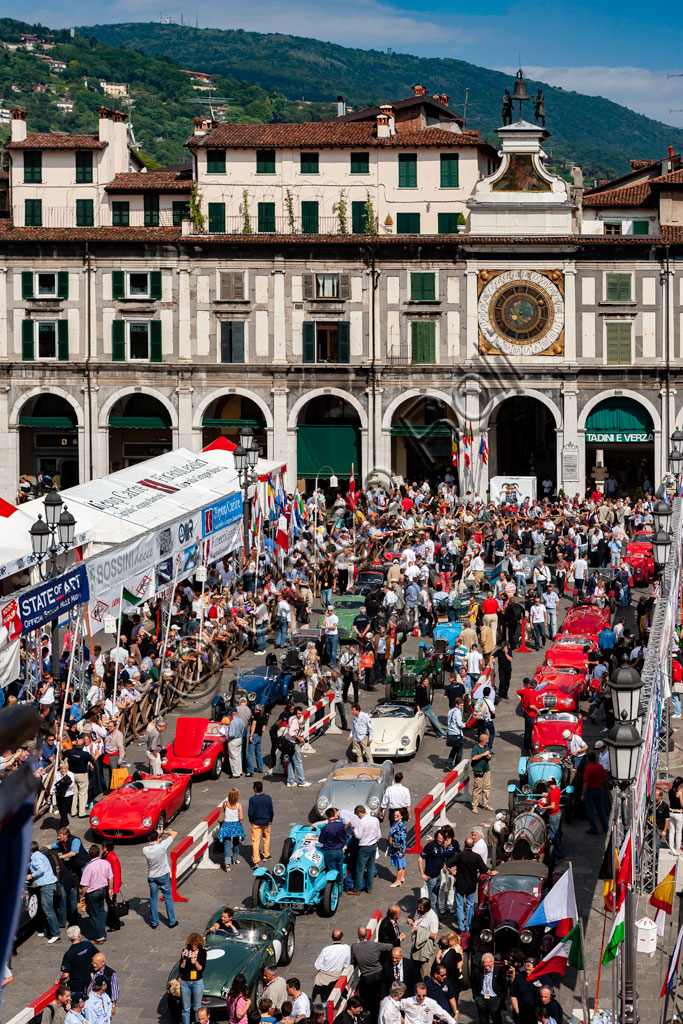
[202,493,243,538]
[156,542,202,593]
[156,513,202,563]
[87,533,157,599]
[88,569,156,628]
[14,564,90,636]
[204,522,242,563]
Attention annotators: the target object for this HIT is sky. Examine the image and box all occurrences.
[9,0,683,125]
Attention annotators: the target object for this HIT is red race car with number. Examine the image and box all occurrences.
[162,717,228,779]
[528,667,587,712]
[560,603,610,640]
[89,772,192,839]
[625,533,655,584]
[532,710,583,752]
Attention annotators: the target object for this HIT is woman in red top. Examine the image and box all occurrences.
[102,839,123,932]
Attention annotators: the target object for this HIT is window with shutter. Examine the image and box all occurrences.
[303,274,315,300]
[220,272,245,301]
[112,319,125,361]
[339,274,351,300]
[258,202,276,233]
[338,321,350,363]
[57,320,69,361]
[150,320,162,363]
[632,220,649,235]
[350,152,370,174]
[172,202,189,226]
[440,153,460,188]
[112,270,125,299]
[351,201,367,234]
[21,271,33,299]
[129,322,150,360]
[37,321,57,359]
[220,321,245,363]
[208,203,225,234]
[75,152,93,183]
[396,213,420,234]
[144,194,159,227]
[605,273,632,302]
[112,201,129,226]
[128,272,149,297]
[410,272,436,301]
[24,151,41,184]
[150,271,162,300]
[25,199,42,227]
[302,322,316,363]
[301,201,319,234]
[315,274,339,298]
[398,153,417,188]
[22,319,34,361]
[256,150,276,174]
[76,199,94,227]
[438,213,460,234]
[207,150,226,174]
[57,272,69,299]
[411,321,436,364]
[37,273,57,297]
[300,152,319,174]
[606,322,632,365]
[604,221,622,235]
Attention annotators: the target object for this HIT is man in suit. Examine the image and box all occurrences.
[472,953,508,1024]
[379,905,406,949]
[382,946,418,997]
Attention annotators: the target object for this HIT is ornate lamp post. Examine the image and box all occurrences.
[234,427,259,569]
[313,466,338,597]
[29,489,77,581]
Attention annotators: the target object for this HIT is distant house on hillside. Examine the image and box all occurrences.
[99,81,129,99]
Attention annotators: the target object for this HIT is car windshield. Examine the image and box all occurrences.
[491,875,541,896]
[332,764,383,781]
[533,745,566,757]
[211,919,274,943]
[371,704,414,718]
[334,599,364,609]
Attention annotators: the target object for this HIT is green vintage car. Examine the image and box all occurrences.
[385,655,435,703]
[166,907,295,1020]
[318,594,367,641]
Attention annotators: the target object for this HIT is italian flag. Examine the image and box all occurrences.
[526,923,583,980]
[602,904,626,965]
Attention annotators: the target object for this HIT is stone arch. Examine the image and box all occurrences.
[192,387,274,432]
[381,388,461,433]
[10,387,84,429]
[577,388,661,433]
[288,388,368,431]
[483,388,563,431]
[98,386,178,430]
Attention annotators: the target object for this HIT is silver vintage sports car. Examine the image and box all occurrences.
[315,759,394,818]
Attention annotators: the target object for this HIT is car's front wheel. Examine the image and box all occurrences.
[252,876,274,909]
[321,880,340,917]
[280,927,296,965]
[156,811,166,833]
[211,754,223,780]
[182,784,192,811]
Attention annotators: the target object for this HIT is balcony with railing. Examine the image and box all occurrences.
[11,207,183,229]
[185,214,376,237]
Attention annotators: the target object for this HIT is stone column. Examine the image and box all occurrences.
[272,263,287,365]
[176,379,195,450]
[561,382,580,498]
[563,266,576,362]
[271,383,289,480]
[465,269,479,359]
[0,268,8,360]
[177,268,192,361]
[0,386,15,500]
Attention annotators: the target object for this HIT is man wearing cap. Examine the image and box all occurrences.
[516,678,538,755]
[65,991,88,1023]
[146,717,167,775]
[595,739,609,772]
[83,976,112,1023]
[535,775,564,859]
[562,729,587,772]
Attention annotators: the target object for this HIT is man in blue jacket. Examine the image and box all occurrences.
[318,807,348,877]
[248,780,274,865]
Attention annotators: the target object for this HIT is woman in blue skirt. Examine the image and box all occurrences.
[217,788,245,870]
[388,809,407,887]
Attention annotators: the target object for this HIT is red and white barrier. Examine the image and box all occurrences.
[406,759,471,855]
[326,909,381,1023]
[301,691,340,753]
[7,983,59,1024]
[170,801,222,902]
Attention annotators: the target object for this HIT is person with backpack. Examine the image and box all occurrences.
[473,686,496,750]
[41,983,71,1023]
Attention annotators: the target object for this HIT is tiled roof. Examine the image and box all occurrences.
[8,133,106,150]
[186,121,491,150]
[648,168,683,186]
[582,181,654,208]
[0,227,179,241]
[105,169,193,193]
[337,94,464,127]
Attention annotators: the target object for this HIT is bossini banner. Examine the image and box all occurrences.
[86,532,157,627]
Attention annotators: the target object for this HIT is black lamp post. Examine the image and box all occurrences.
[29,490,77,581]
[235,427,259,568]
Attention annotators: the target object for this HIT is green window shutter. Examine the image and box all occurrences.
[150,320,162,363]
[339,274,351,300]
[397,212,420,234]
[172,201,189,226]
[57,271,69,299]
[112,270,125,299]
[150,271,162,300]
[76,199,94,227]
[398,153,417,188]
[22,319,34,361]
[24,151,41,183]
[303,274,314,300]
[302,322,316,363]
[300,152,319,174]
[338,321,350,363]
[438,212,460,234]
[25,199,42,226]
[606,273,632,302]
[411,321,436,364]
[144,194,159,227]
[112,319,125,361]
[351,201,367,234]
[410,272,435,301]
[208,203,225,234]
[258,202,276,232]
[207,150,226,174]
[440,153,460,188]
[301,201,318,234]
[57,320,69,361]
[606,322,632,364]
[75,151,92,183]
[112,201,130,226]
[231,321,245,363]
[21,271,34,299]
[632,220,649,235]
[350,152,369,174]
[256,149,276,174]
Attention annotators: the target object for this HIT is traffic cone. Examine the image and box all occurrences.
[413,624,419,637]
[516,623,531,653]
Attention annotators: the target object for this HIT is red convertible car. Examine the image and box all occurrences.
[625,535,655,584]
[543,641,592,673]
[532,711,583,752]
[162,717,228,779]
[560,603,610,639]
[90,772,192,839]
[528,667,586,712]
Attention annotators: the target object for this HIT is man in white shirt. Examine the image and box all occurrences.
[322,606,340,667]
[471,553,485,588]
[286,979,310,1024]
[465,645,484,683]
[349,704,374,763]
[380,772,412,822]
[351,807,382,895]
[528,597,548,651]
[379,982,407,1024]
[400,982,456,1024]
[275,597,291,649]
[572,554,588,596]
[563,729,588,769]
[532,559,552,597]
[471,825,489,865]
[312,929,351,1002]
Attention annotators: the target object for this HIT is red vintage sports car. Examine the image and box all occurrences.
[528,667,586,712]
[625,535,655,584]
[560,603,610,640]
[532,711,583,752]
[89,772,192,839]
[162,717,228,779]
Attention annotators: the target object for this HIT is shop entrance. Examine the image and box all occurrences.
[493,396,557,488]
[390,396,458,485]
[19,394,79,490]
[584,398,655,496]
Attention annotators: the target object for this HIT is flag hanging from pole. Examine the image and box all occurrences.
[275,514,289,553]
[526,867,576,930]
[602,903,625,965]
[526,923,583,981]
[451,436,458,468]
[615,830,632,910]
[650,865,675,914]
[348,464,357,509]
[479,432,489,466]
[463,431,471,470]
[661,922,683,995]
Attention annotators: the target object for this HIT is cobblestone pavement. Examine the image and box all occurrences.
[4,591,678,1023]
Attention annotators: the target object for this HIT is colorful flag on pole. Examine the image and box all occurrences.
[526,923,583,981]
[615,830,632,909]
[348,464,356,509]
[650,865,675,914]
[479,431,489,466]
[463,431,471,470]
[266,475,276,521]
[526,868,576,929]
[468,422,474,445]
[451,436,458,468]
[661,922,683,995]
[275,514,289,553]
[602,904,625,965]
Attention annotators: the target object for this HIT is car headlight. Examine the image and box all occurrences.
[503,841,513,853]
[520,929,533,944]
[142,817,153,828]
[161,758,168,765]
[91,816,99,826]
[367,797,380,810]
[400,736,411,746]
[202,758,212,767]
[248,691,257,701]
[317,796,329,811]
[309,865,320,878]
[480,929,493,944]
[273,863,285,877]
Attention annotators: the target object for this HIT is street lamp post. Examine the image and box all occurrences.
[312,466,338,598]
[28,488,77,668]
[234,427,259,573]
[605,664,645,1024]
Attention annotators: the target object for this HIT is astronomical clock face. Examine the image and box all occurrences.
[478,270,564,356]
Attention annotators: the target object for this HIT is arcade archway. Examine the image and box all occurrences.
[390,396,458,485]
[296,395,361,490]
[201,395,267,456]
[108,394,172,471]
[492,395,558,489]
[584,397,654,496]
[18,394,79,489]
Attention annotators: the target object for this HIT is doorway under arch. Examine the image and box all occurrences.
[493,395,557,489]
[202,395,267,456]
[390,395,458,485]
[19,394,79,490]
[108,394,172,471]
[296,395,361,490]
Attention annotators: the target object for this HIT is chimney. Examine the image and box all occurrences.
[379,103,395,136]
[337,95,346,118]
[98,106,115,148]
[412,84,427,97]
[376,113,391,140]
[111,109,128,172]
[10,109,27,143]
[193,116,215,137]
[433,93,450,106]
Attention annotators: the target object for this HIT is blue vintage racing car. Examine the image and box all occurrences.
[252,823,343,917]
[231,664,291,711]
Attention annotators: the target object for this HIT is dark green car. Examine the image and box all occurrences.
[166,908,295,1020]
[385,655,435,702]
[318,595,366,641]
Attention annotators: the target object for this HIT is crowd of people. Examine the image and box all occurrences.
[1,476,672,1024]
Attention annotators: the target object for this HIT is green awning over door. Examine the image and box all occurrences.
[109,416,171,429]
[20,415,76,428]
[297,425,360,479]
[585,398,654,443]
